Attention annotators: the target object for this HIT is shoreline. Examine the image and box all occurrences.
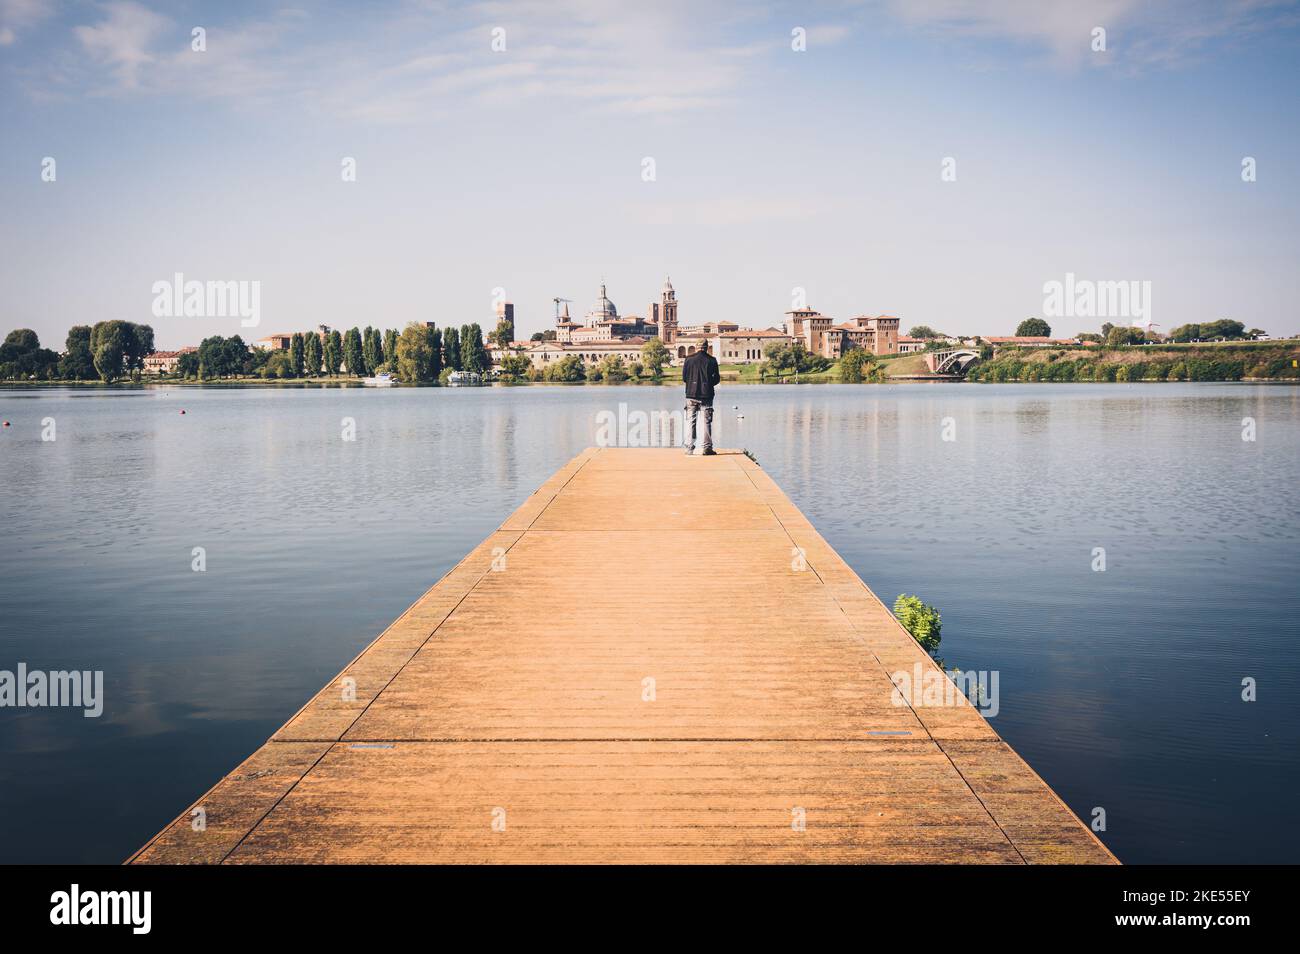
[4,377,1300,390]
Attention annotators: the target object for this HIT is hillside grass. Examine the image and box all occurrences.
[969,343,1300,382]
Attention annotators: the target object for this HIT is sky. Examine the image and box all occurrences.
[2,0,1299,349]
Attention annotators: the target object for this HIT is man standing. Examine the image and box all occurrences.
[682,340,721,456]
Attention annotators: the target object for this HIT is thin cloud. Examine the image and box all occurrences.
[0,0,54,45]
[876,0,1299,69]
[73,1,171,89]
[37,0,778,121]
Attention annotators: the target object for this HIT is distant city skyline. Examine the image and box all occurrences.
[3,0,1299,350]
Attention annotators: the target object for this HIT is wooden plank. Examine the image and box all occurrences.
[131,447,1117,865]
[225,741,1023,864]
[128,741,330,864]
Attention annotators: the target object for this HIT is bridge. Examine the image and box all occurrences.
[926,348,982,374]
[130,448,1116,864]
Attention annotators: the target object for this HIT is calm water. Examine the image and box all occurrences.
[1,382,1297,864]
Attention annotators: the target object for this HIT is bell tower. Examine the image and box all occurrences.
[660,276,678,344]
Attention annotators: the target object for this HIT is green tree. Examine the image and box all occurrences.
[89,320,153,380]
[60,326,96,380]
[196,336,227,379]
[641,337,669,378]
[598,354,628,382]
[93,341,124,382]
[444,326,461,371]
[908,325,943,339]
[360,326,374,374]
[383,329,398,368]
[304,331,322,377]
[343,328,364,376]
[1015,317,1051,337]
[177,351,199,378]
[893,594,942,655]
[325,330,343,375]
[0,329,58,379]
[394,322,442,383]
[763,340,829,375]
[261,352,294,378]
[1106,325,1145,347]
[1198,319,1247,341]
[490,319,514,350]
[498,352,532,382]
[226,335,250,374]
[1,328,39,354]
[838,347,880,383]
[543,354,586,382]
[290,332,305,377]
[462,324,488,373]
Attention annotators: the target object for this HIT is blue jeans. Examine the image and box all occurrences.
[685,399,713,452]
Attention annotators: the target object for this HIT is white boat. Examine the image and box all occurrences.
[363,372,395,387]
[447,370,484,387]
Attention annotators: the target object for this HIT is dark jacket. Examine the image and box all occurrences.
[682,350,721,403]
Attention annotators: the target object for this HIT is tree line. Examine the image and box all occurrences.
[1,322,154,382]
[0,321,493,383]
[967,344,1300,383]
[197,323,491,381]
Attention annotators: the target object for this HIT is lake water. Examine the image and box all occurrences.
[1,382,1296,864]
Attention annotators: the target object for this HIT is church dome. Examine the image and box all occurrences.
[589,283,618,320]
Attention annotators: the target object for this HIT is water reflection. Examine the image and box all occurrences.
[0,382,1297,863]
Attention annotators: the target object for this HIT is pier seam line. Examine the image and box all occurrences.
[218,535,520,862]
[733,457,1029,864]
[215,451,599,863]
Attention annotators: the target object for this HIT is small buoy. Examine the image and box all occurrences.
[737,414,744,420]
[2,421,9,427]
[179,410,186,415]
[732,405,738,409]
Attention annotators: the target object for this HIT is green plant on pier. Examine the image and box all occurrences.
[893,594,942,655]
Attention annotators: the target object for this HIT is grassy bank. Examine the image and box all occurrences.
[875,352,941,377]
[19,345,1295,389]
[968,343,1300,383]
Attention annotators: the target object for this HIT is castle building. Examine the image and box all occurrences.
[506,279,903,370]
[784,309,899,358]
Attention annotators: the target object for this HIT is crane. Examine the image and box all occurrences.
[552,297,572,320]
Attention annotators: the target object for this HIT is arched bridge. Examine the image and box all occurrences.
[925,349,981,374]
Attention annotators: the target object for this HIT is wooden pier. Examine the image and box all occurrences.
[130,448,1117,864]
